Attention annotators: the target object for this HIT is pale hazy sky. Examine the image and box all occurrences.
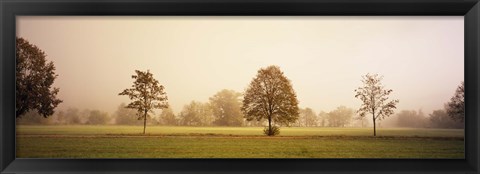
[17,16,464,117]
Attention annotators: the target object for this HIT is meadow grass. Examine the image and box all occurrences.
[16,125,464,158]
[17,125,464,137]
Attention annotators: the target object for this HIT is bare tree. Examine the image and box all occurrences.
[355,73,399,136]
[242,65,299,136]
[445,81,464,122]
[119,70,168,134]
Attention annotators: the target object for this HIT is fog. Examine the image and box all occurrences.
[16,16,464,118]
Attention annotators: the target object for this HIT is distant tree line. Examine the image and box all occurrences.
[18,104,463,130]
[384,81,464,129]
[388,109,463,129]
[17,108,111,125]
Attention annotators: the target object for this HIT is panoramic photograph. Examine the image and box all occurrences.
[16,16,464,158]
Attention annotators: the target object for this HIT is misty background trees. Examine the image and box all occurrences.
[429,109,463,129]
[327,106,354,127]
[396,110,426,128]
[179,101,213,126]
[114,103,142,125]
[56,108,82,125]
[158,107,177,126]
[16,111,55,125]
[20,103,462,131]
[210,89,244,126]
[295,108,317,127]
[86,110,110,125]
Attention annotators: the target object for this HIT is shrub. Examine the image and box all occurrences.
[263,126,280,136]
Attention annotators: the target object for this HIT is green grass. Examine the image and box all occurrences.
[17,125,464,137]
[16,125,464,158]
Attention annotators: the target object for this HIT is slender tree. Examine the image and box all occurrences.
[445,81,464,122]
[242,65,299,136]
[16,37,62,118]
[354,73,399,136]
[119,70,168,134]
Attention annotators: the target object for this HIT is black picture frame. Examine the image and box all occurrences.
[1,0,479,173]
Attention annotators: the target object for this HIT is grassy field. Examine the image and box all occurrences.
[16,125,464,158]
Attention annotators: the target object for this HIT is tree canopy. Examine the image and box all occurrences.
[242,65,299,136]
[16,37,62,118]
[119,70,168,134]
[354,73,399,136]
[445,81,464,122]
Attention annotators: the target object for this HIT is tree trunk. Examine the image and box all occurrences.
[268,116,272,136]
[143,110,147,134]
[373,116,376,137]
